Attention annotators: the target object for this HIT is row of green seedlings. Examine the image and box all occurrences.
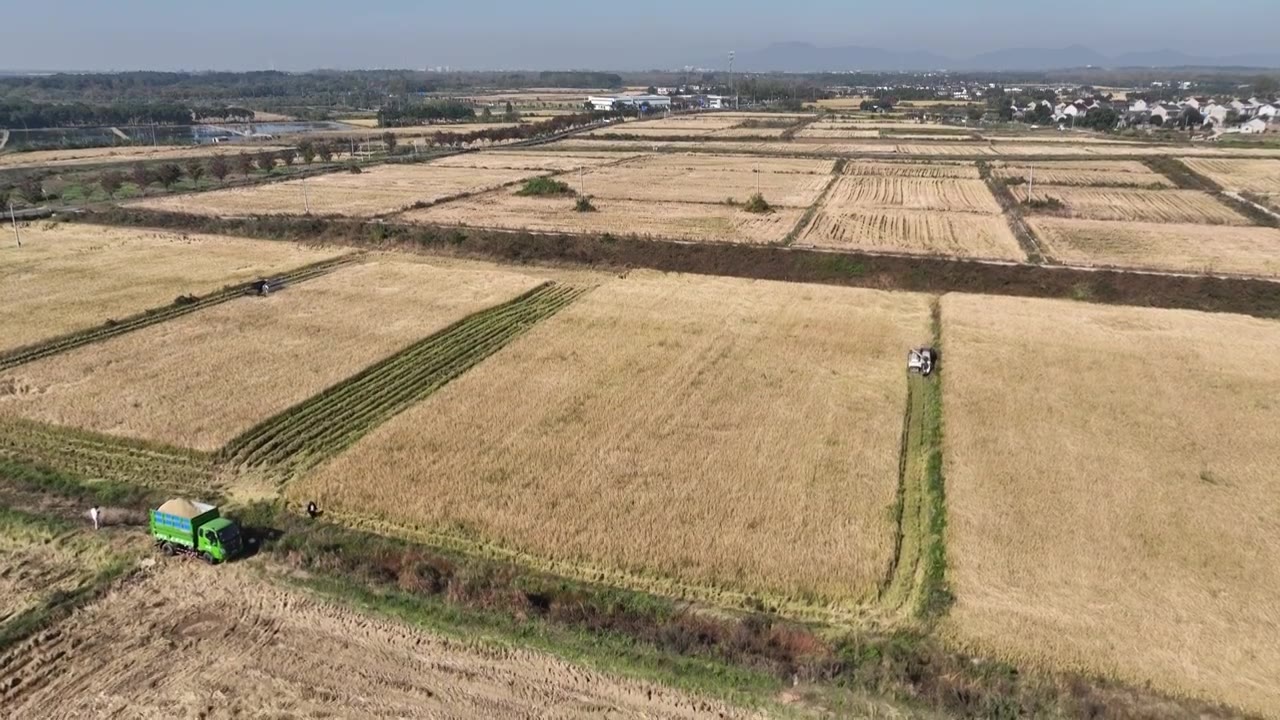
[222,283,585,474]
[0,254,359,372]
[0,420,213,493]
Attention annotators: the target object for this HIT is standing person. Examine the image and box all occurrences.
[306,501,319,520]
[89,505,100,530]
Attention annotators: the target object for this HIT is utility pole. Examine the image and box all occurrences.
[301,176,311,214]
[1028,163,1034,197]
[9,201,20,247]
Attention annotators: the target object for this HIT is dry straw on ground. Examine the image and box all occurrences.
[941,293,1280,718]
[132,164,535,217]
[1029,217,1280,277]
[426,151,643,172]
[0,259,540,451]
[800,208,1024,260]
[626,154,833,175]
[990,160,1157,173]
[843,162,980,179]
[406,192,801,244]
[1180,157,1280,194]
[1014,186,1248,224]
[992,167,1173,187]
[0,563,750,719]
[824,176,1003,214]
[0,224,347,354]
[0,143,292,170]
[0,512,117,623]
[569,163,831,207]
[293,273,930,604]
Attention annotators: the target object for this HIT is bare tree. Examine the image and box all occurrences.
[316,142,333,163]
[298,140,316,165]
[99,171,125,198]
[257,152,277,173]
[279,148,298,167]
[208,155,230,182]
[130,162,152,188]
[234,153,255,177]
[154,163,183,190]
[184,159,205,186]
[18,177,45,204]
[381,131,398,154]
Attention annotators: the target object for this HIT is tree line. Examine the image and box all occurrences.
[0,100,255,129]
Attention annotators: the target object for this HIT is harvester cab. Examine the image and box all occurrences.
[907,347,937,376]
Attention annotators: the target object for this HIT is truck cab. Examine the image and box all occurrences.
[150,499,243,563]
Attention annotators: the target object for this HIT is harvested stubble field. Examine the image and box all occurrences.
[795,127,880,139]
[799,208,1024,260]
[427,150,644,172]
[1028,217,1280,277]
[991,159,1156,173]
[706,127,788,138]
[293,274,930,608]
[991,165,1173,188]
[1013,186,1248,224]
[824,176,1003,214]
[0,563,745,719]
[0,143,291,170]
[626,154,832,175]
[0,509,118,627]
[1180,157,1280,194]
[405,192,802,244]
[572,162,831,207]
[941,293,1280,718]
[0,224,347,355]
[843,161,979,179]
[0,259,542,451]
[132,164,536,217]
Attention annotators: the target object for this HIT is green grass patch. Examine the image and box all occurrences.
[516,176,575,197]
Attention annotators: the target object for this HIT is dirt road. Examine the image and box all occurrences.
[0,562,758,719]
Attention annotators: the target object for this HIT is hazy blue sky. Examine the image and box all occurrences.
[3,0,1278,71]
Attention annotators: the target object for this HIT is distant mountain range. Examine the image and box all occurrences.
[698,42,1280,72]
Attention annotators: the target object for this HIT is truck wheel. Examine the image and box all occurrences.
[161,542,176,556]
[201,552,215,564]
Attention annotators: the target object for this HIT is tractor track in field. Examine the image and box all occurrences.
[222,282,588,478]
[0,253,363,373]
[0,419,215,494]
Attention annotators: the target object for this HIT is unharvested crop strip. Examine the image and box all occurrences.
[0,253,362,372]
[223,282,586,476]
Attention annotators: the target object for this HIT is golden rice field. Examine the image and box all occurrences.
[426,151,642,172]
[824,176,1002,214]
[843,161,980,179]
[1014,186,1248,224]
[132,164,535,217]
[941,293,1280,718]
[571,162,831,207]
[0,259,540,451]
[1180,157,1280,194]
[992,166,1173,188]
[1029,217,1280,277]
[0,143,291,170]
[799,208,1024,260]
[404,192,802,244]
[292,273,931,605]
[0,224,347,355]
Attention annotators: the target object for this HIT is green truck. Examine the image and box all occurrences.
[149,498,243,563]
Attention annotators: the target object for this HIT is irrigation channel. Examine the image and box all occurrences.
[222,282,588,478]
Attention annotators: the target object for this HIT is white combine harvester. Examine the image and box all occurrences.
[907,347,937,376]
